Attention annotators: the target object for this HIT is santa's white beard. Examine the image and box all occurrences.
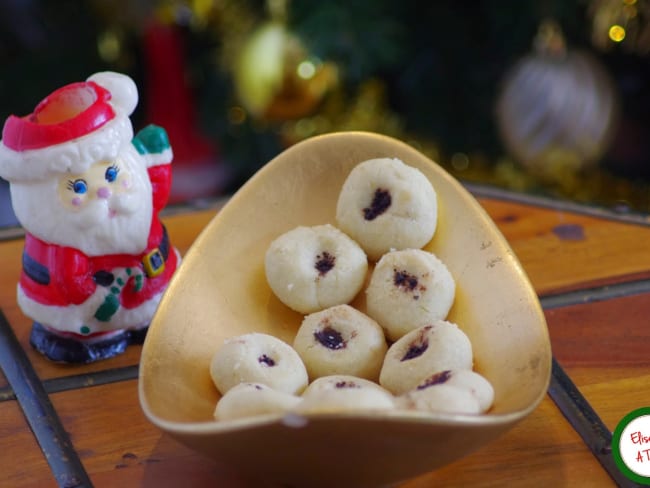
[11,167,153,257]
[67,194,152,255]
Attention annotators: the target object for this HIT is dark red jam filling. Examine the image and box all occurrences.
[314,326,346,350]
[258,354,276,366]
[394,269,418,291]
[401,339,429,361]
[417,370,452,389]
[315,251,336,276]
[363,188,391,220]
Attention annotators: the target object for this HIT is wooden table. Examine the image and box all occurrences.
[1,187,649,488]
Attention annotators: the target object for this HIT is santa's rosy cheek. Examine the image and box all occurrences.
[72,197,83,207]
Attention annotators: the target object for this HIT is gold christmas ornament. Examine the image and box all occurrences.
[496,20,620,179]
[279,79,404,146]
[233,21,338,121]
[589,0,650,54]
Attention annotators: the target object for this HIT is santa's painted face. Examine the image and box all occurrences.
[58,160,136,216]
[10,144,153,256]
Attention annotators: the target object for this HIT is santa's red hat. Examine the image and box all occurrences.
[0,72,138,182]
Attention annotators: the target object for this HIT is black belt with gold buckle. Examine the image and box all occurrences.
[141,225,169,278]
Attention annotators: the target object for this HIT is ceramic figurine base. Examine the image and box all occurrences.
[30,322,149,364]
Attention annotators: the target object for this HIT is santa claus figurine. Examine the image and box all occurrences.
[0,71,180,363]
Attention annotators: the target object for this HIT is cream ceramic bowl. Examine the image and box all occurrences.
[139,132,552,487]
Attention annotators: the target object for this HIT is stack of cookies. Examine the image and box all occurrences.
[209,157,494,420]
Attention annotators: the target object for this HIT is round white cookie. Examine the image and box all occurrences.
[379,321,473,395]
[366,248,455,341]
[265,224,368,314]
[335,157,437,261]
[293,304,387,381]
[302,374,393,397]
[412,369,495,413]
[210,332,308,395]
[214,382,301,421]
[395,383,482,415]
[295,375,395,414]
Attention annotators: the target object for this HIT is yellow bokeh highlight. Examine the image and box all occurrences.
[297,60,316,79]
[97,31,121,63]
[609,24,626,42]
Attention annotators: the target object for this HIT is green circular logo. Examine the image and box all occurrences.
[612,407,650,485]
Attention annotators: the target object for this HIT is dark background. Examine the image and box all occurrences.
[1,0,649,227]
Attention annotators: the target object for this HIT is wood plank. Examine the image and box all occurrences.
[561,365,649,389]
[478,198,650,295]
[545,292,650,367]
[0,401,57,488]
[579,373,650,432]
[0,238,22,303]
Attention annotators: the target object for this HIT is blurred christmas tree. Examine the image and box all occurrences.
[1,0,649,211]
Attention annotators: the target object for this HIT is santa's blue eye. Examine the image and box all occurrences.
[105,165,119,183]
[67,179,88,194]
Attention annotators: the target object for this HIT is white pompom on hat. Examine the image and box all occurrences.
[0,71,138,182]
